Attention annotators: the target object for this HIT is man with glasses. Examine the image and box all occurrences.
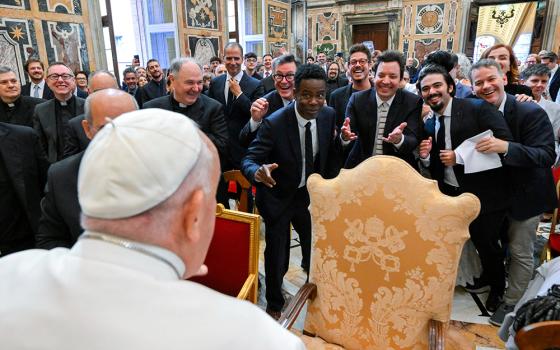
[240,54,298,147]
[244,52,262,80]
[32,62,85,163]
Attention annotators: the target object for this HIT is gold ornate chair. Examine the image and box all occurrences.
[280,156,481,349]
[515,320,560,349]
[189,204,260,303]
[223,170,255,213]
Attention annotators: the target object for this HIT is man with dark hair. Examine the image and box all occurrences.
[341,50,422,170]
[329,43,372,129]
[470,59,557,325]
[21,58,53,100]
[417,63,513,313]
[306,56,315,64]
[244,52,262,80]
[207,42,264,170]
[481,44,533,98]
[135,58,166,107]
[33,62,85,163]
[209,56,222,73]
[260,53,276,93]
[539,51,560,101]
[0,66,45,127]
[262,53,273,78]
[122,67,139,97]
[242,64,341,319]
[424,51,472,98]
[239,54,298,147]
[316,52,327,71]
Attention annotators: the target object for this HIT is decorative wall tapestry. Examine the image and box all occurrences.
[415,4,445,35]
[268,5,287,40]
[186,0,218,30]
[42,20,88,73]
[187,36,219,66]
[0,18,38,83]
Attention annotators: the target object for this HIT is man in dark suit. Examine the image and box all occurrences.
[36,89,138,249]
[260,74,275,94]
[144,58,228,163]
[32,62,85,163]
[64,70,120,157]
[341,50,422,170]
[241,64,341,319]
[417,64,513,313]
[0,122,48,256]
[471,59,557,325]
[540,51,560,101]
[0,66,44,127]
[122,67,139,97]
[135,58,167,107]
[239,54,297,147]
[244,52,262,80]
[329,44,373,129]
[21,58,54,100]
[207,42,264,170]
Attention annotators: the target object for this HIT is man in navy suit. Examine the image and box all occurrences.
[341,50,423,170]
[471,59,557,325]
[239,54,298,148]
[241,64,341,319]
[21,58,54,100]
[540,51,560,102]
[207,42,264,170]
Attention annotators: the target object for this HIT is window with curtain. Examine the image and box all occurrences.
[150,32,176,68]
[147,0,173,24]
[244,0,262,35]
[144,0,177,69]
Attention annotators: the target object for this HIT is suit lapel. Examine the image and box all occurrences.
[286,105,303,173]
[504,94,516,129]
[385,89,403,134]
[215,75,227,105]
[450,99,463,149]
[43,100,57,145]
[316,108,331,173]
[366,89,378,146]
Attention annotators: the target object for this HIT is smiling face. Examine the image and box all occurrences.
[374,61,401,101]
[524,74,548,100]
[327,64,339,79]
[294,79,326,120]
[487,47,511,75]
[124,72,137,90]
[27,61,44,83]
[273,62,297,100]
[147,61,162,81]
[0,71,21,103]
[224,46,243,76]
[46,64,75,100]
[75,73,88,89]
[348,51,371,84]
[171,62,203,106]
[472,65,506,107]
[419,73,453,115]
[263,55,272,70]
[317,52,326,64]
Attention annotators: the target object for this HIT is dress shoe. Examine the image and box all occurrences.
[485,290,504,313]
[489,302,514,327]
[465,278,491,294]
[266,308,281,320]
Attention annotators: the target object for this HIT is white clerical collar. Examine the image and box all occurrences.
[7,103,15,107]
[375,92,396,108]
[227,70,244,82]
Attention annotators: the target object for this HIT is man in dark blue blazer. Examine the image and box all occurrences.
[241,64,342,319]
[341,51,422,170]
[471,59,557,325]
[207,42,264,170]
[21,58,54,100]
[540,51,560,101]
[239,54,297,148]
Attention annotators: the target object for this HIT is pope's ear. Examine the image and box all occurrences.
[181,189,204,243]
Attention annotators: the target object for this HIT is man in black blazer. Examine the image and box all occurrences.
[540,51,560,101]
[471,59,557,325]
[0,122,48,256]
[417,65,513,313]
[329,44,373,129]
[0,66,44,127]
[260,74,275,94]
[207,42,264,170]
[244,52,262,80]
[239,54,297,147]
[21,58,54,100]
[135,59,167,107]
[342,51,422,170]
[36,89,138,249]
[241,64,341,318]
[32,62,85,163]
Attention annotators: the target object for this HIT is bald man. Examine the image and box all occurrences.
[64,70,119,157]
[36,89,138,249]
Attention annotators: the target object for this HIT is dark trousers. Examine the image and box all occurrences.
[441,183,506,294]
[263,187,311,312]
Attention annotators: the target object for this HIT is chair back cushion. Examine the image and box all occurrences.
[304,156,480,349]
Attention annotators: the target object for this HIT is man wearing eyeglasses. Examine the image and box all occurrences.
[32,62,85,163]
[239,54,298,147]
[244,52,262,80]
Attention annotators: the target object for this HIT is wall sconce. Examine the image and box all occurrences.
[491,5,515,28]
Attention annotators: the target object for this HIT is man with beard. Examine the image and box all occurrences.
[244,52,262,80]
[325,62,348,103]
[136,58,166,107]
[316,52,327,71]
[417,64,513,313]
[122,67,139,97]
[329,44,373,129]
[33,62,85,163]
[241,64,341,319]
[239,54,298,147]
[341,50,422,169]
[21,58,53,100]
[0,66,44,127]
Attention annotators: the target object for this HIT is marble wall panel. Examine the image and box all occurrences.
[0,17,38,83]
[42,20,89,73]
[38,0,82,15]
[268,4,287,40]
[187,35,219,66]
[0,0,30,10]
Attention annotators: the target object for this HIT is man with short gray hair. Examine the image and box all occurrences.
[0,66,45,127]
[0,109,304,350]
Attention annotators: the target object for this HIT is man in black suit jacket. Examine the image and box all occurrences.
[329,44,373,129]
[342,51,422,170]
[241,64,341,318]
[207,42,264,170]
[0,123,48,256]
[0,66,44,127]
[261,74,275,94]
[21,58,54,100]
[36,89,138,249]
[32,62,85,163]
[135,59,167,107]
[244,52,263,80]
[417,64,513,313]
[540,51,560,101]
[239,54,297,147]
[471,59,557,325]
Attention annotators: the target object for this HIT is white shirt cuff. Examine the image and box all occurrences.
[249,118,262,132]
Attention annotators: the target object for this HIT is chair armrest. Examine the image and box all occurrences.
[278,283,317,329]
[428,319,445,350]
[236,274,256,300]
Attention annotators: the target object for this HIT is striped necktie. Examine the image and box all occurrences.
[374,102,389,155]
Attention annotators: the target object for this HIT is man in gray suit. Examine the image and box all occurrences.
[33,62,85,163]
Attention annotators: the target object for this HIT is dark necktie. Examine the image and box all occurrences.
[305,122,313,179]
[436,115,446,152]
[226,89,234,112]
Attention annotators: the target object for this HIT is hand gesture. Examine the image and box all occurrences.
[514,94,533,103]
[419,137,432,159]
[341,117,357,141]
[250,98,269,122]
[475,136,509,154]
[229,78,242,97]
[439,150,456,167]
[383,122,407,144]
[255,163,278,188]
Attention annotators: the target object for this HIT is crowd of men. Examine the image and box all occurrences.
[1,40,560,345]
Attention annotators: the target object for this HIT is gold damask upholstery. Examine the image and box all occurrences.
[295,156,480,349]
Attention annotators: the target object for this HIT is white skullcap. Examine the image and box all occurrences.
[78,108,202,219]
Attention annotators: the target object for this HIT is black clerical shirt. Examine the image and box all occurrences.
[0,96,44,127]
[54,96,77,160]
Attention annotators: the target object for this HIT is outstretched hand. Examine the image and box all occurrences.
[255,163,279,188]
[383,122,407,144]
[341,117,357,141]
[419,136,432,159]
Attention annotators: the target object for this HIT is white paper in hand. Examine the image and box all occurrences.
[454,130,502,174]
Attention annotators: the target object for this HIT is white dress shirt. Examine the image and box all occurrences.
[224,70,244,103]
[30,79,45,98]
[434,98,459,187]
[295,102,318,187]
